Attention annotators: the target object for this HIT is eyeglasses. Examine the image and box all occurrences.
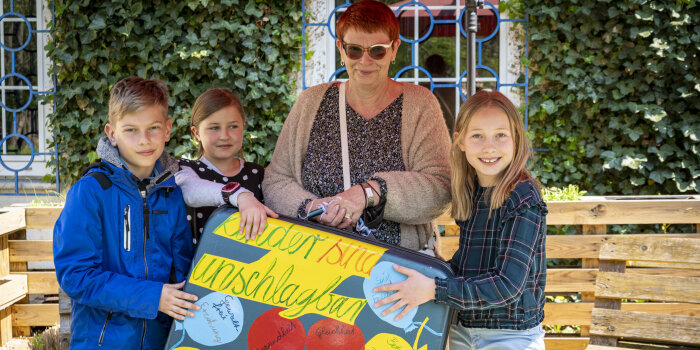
[341,41,393,60]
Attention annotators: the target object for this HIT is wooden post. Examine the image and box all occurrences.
[580,224,605,337]
[59,288,71,350]
[0,235,11,345]
[9,230,30,337]
[588,260,626,347]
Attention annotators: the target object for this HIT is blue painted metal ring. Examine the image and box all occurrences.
[0,12,34,52]
[326,3,351,40]
[0,133,35,172]
[394,1,434,44]
[458,1,501,42]
[458,64,500,101]
[0,73,34,112]
[394,65,434,92]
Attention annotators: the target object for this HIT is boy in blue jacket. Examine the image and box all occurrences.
[54,76,199,349]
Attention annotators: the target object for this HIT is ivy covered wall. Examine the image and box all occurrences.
[47,0,302,185]
[525,0,699,194]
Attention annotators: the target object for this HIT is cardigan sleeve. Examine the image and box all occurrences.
[262,87,322,217]
[374,85,451,225]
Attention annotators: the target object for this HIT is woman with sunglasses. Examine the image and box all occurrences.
[263,0,450,253]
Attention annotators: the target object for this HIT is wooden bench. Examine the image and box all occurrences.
[585,236,700,349]
[0,206,61,346]
[435,195,700,350]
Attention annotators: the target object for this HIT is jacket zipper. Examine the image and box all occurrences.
[123,205,131,251]
[138,182,150,349]
[98,311,112,346]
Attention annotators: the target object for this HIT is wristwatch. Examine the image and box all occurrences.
[221,182,241,206]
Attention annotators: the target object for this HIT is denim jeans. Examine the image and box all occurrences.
[447,323,545,350]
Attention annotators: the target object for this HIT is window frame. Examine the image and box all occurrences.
[0,0,54,179]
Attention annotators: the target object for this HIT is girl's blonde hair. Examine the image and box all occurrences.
[190,88,246,158]
[450,90,535,220]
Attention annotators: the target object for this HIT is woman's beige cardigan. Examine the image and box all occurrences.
[263,81,451,251]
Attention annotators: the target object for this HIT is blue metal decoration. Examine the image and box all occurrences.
[301,0,530,128]
[0,0,58,195]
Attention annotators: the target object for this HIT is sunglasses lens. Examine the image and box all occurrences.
[368,46,387,60]
[345,45,364,60]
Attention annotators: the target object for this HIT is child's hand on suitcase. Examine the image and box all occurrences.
[373,264,436,321]
[237,192,278,240]
[158,281,200,321]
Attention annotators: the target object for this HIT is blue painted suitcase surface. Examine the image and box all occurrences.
[165,207,454,350]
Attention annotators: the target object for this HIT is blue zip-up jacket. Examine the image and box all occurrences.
[54,138,194,349]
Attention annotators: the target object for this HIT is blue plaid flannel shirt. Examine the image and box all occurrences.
[434,180,548,330]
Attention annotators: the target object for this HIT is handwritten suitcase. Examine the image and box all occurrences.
[165,207,454,350]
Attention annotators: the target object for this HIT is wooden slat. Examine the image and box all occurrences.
[544,302,700,326]
[585,346,634,350]
[544,337,589,350]
[0,208,25,237]
[24,207,62,229]
[545,303,592,325]
[11,304,59,327]
[546,269,597,293]
[589,308,700,345]
[9,240,53,262]
[599,237,700,264]
[0,274,27,310]
[436,197,700,226]
[628,260,700,270]
[626,267,700,277]
[0,236,8,277]
[12,271,59,295]
[547,235,602,259]
[595,271,700,303]
[435,234,700,261]
[546,198,700,225]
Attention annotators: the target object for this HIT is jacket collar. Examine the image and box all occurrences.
[96,136,179,192]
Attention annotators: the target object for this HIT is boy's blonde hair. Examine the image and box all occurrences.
[108,76,168,124]
[190,88,246,158]
[450,90,536,220]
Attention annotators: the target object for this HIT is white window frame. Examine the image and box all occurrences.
[0,0,53,178]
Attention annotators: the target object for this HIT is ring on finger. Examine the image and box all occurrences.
[345,212,352,220]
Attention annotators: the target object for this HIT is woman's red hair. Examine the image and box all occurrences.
[336,0,399,42]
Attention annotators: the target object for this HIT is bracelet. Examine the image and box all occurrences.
[366,181,380,201]
[362,183,375,208]
[360,183,369,208]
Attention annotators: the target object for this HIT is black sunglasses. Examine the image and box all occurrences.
[341,41,393,60]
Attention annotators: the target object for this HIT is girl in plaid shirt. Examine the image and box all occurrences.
[374,90,547,350]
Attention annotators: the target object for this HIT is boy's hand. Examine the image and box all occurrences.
[159,281,200,321]
[372,264,436,321]
[237,192,278,240]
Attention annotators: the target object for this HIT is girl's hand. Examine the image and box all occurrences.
[237,192,279,240]
[372,264,436,321]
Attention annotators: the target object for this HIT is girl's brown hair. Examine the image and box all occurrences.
[450,90,536,220]
[190,88,246,158]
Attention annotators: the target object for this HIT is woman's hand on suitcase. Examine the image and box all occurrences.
[372,264,436,321]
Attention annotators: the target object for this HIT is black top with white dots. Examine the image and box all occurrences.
[179,158,264,245]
